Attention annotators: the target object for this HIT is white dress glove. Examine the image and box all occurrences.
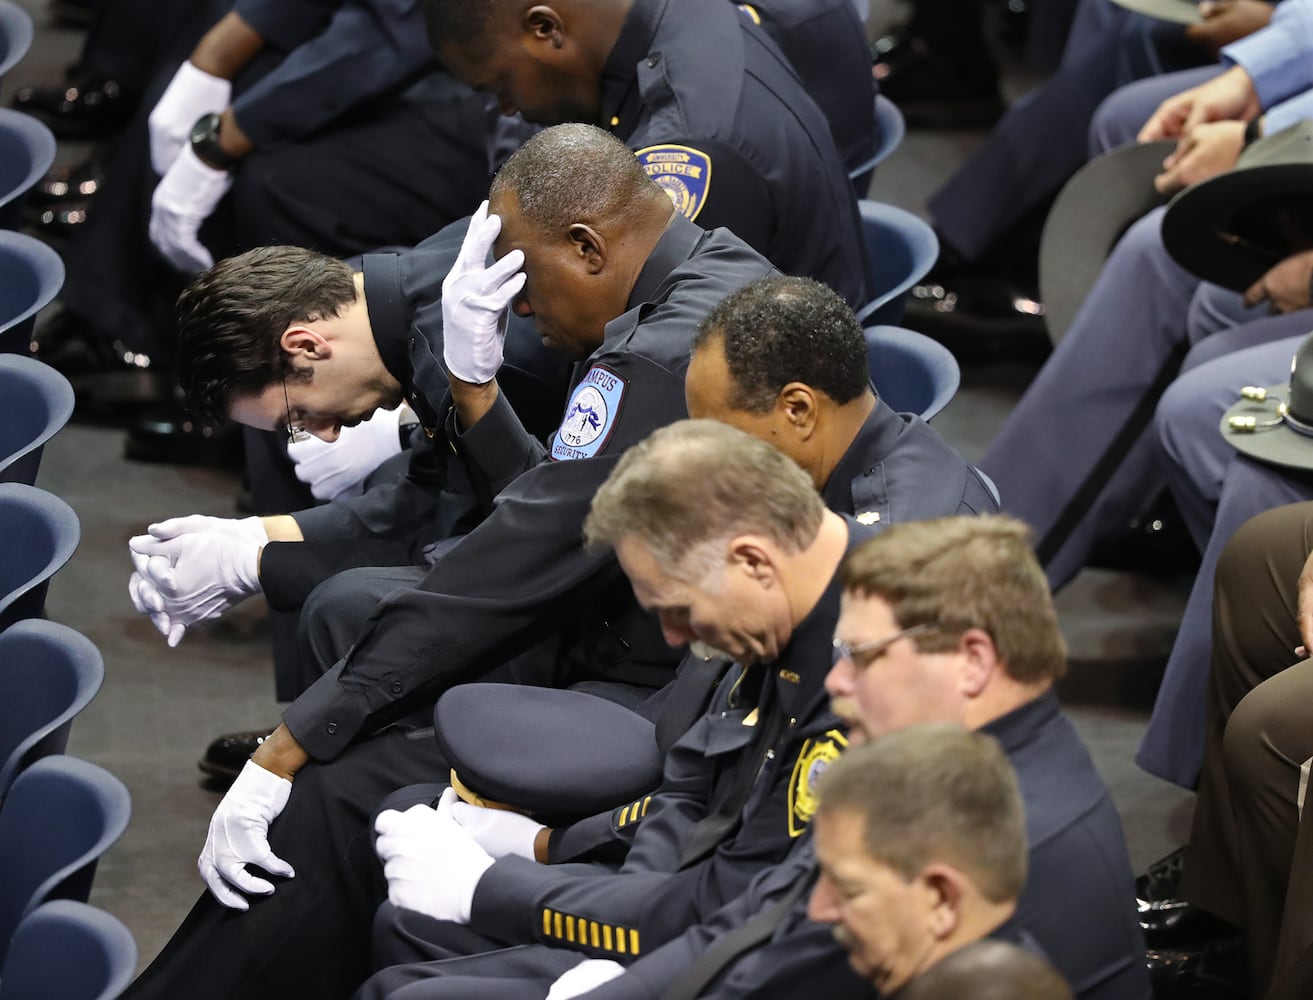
[287,405,406,502]
[148,61,232,175]
[198,760,295,910]
[374,789,494,924]
[450,797,544,860]
[441,200,526,384]
[149,145,233,274]
[545,959,627,999]
[128,514,266,646]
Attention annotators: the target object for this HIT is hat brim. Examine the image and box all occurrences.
[1039,141,1173,345]
[1221,383,1313,471]
[1162,164,1313,292]
[1108,0,1202,23]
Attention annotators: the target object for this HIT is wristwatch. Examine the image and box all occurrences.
[190,112,239,170]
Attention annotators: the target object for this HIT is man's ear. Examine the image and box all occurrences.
[524,5,566,47]
[729,536,779,588]
[280,324,332,361]
[776,382,820,439]
[921,864,967,940]
[568,223,607,274]
[956,628,998,699]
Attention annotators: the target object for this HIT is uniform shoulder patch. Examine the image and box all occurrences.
[635,144,712,223]
[787,730,847,838]
[552,365,628,461]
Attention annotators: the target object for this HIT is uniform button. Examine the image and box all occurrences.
[789,717,797,727]
[326,722,338,735]
[409,337,416,347]
[391,680,403,694]
[647,53,660,67]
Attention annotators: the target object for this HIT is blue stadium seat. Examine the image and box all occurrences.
[0,1,33,91]
[0,232,63,355]
[0,355,74,486]
[0,900,136,1000]
[0,111,55,230]
[848,94,906,196]
[0,756,131,967]
[855,200,940,327]
[0,483,80,631]
[0,621,103,800]
[865,325,961,422]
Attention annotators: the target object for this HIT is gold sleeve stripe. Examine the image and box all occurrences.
[619,805,631,826]
[641,796,652,816]
[590,921,600,948]
[603,924,613,951]
[630,929,641,954]
[540,910,640,956]
[553,912,563,939]
[543,909,552,936]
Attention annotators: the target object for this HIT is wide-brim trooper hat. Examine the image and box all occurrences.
[1221,331,1313,471]
[1108,0,1201,24]
[1162,121,1313,292]
[1039,140,1175,345]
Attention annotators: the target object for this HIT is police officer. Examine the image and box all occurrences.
[120,124,776,1000]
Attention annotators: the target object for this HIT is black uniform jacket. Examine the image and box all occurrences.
[279,216,774,761]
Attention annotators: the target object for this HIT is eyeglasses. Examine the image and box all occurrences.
[283,375,312,444]
[831,622,936,670]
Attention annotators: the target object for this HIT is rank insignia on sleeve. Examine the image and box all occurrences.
[551,365,628,461]
[735,3,761,24]
[635,144,712,222]
[787,730,847,837]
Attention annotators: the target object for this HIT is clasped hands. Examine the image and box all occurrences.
[127,514,267,647]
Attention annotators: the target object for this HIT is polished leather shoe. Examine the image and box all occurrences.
[1088,505,1200,579]
[1142,898,1238,951]
[198,729,277,784]
[871,32,1004,129]
[124,404,243,467]
[1147,936,1248,1000]
[30,308,174,417]
[25,157,106,209]
[10,73,133,140]
[1137,845,1188,903]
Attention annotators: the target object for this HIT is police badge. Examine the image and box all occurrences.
[635,144,713,222]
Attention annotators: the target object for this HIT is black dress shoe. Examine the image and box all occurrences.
[27,199,92,243]
[198,729,277,785]
[1142,898,1239,951]
[30,308,174,417]
[1137,845,1189,903]
[124,404,243,467]
[24,157,107,209]
[1147,936,1248,1000]
[10,73,134,140]
[1088,504,1200,579]
[871,32,1004,129]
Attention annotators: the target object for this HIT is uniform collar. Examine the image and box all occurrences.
[602,214,706,344]
[820,398,904,512]
[360,252,413,389]
[979,689,1061,756]
[598,0,669,134]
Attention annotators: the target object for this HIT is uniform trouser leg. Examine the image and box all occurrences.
[978,206,1199,588]
[296,565,428,694]
[926,0,1132,260]
[123,727,450,1000]
[1088,65,1223,157]
[360,909,580,1000]
[1138,329,1313,787]
[230,82,489,256]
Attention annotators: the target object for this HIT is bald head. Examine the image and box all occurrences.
[896,940,1073,1000]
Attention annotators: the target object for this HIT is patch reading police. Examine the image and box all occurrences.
[551,365,628,461]
[787,730,847,837]
[635,144,712,222]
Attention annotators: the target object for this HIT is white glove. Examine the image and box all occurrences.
[128,514,266,646]
[450,797,544,860]
[148,61,232,174]
[545,960,627,1000]
[149,145,233,274]
[441,200,526,384]
[374,789,493,924]
[198,760,295,910]
[287,405,406,502]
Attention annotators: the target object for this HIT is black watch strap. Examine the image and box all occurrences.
[190,112,239,170]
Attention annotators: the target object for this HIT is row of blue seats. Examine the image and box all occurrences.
[0,4,137,996]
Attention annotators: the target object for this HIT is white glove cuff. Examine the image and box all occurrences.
[232,760,292,817]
